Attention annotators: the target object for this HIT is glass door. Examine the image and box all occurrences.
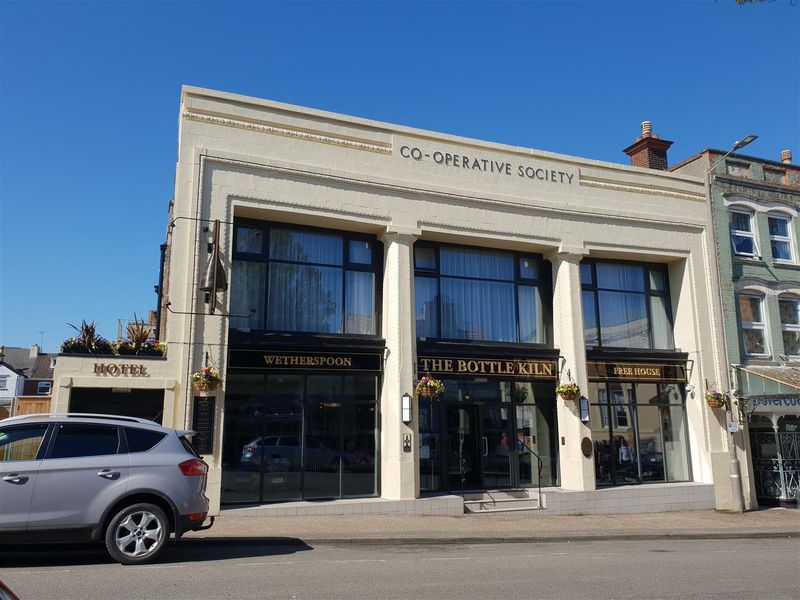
[446,405,481,490]
[480,405,512,488]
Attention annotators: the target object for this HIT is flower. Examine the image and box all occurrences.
[704,388,729,409]
[556,382,581,400]
[191,367,222,384]
[415,374,445,398]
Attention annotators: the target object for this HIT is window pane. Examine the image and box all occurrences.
[236,226,264,254]
[349,240,372,265]
[780,299,799,325]
[269,229,343,265]
[582,291,599,345]
[441,278,515,341]
[783,331,800,356]
[125,428,167,453]
[739,296,762,323]
[230,261,267,330]
[518,286,544,343]
[650,296,675,350]
[730,212,752,232]
[580,263,593,286]
[414,246,437,270]
[649,270,666,292]
[519,257,538,279]
[596,263,645,292]
[415,277,439,338]
[345,271,375,335]
[662,403,691,482]
[50,424,120,458]
[636,406,665,482]
[769,217,789,237]
[771,240,792,261]
[440,247,514,280]
[743,329,767,355]
[267,263,343,333]
[0,424,47,462]
[732,235,756,255]
[598,291,650,348]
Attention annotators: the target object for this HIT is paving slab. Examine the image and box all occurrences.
[182,508,800,545]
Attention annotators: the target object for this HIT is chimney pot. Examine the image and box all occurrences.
[624,122,673,171]
[641,121,652,137]
[781,149,792,164]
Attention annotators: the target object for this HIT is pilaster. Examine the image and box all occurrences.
[547,248,595,491]
[379,228,420,499]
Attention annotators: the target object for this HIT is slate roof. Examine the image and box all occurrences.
[30,355,56,380]
[0,346,56,380]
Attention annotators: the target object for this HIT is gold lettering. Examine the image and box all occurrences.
[140,366,147,376]
[107,365,120,376]
[420,358,432,372]
[457,360,468,373]
[444,359,453,372]
[94,363,105,375]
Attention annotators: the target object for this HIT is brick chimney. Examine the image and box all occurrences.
[623,121,674,170]
[781,149,792,164]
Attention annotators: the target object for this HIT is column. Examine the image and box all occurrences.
[379,229,420,499]
[547,249,595,491]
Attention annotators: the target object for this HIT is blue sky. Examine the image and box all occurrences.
[1,0,798,352]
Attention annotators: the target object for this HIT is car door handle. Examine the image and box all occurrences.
[2,474,28,484]
[97,469,121,480]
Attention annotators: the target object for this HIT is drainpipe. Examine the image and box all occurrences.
[705,153,745,513]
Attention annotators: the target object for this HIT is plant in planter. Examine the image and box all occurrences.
[556,382,581,402]
[117,317,166,356]
[704,388,730,410]
[61,320,115,355]
[416,374,445,398]
[191,367,223,393]
[515,384,529,402]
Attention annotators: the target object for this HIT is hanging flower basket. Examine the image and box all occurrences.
[416,374,445,398]
[556,382,581,402]
[705,389,728,410]
[191,368,223,393]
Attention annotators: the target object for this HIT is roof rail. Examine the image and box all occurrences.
[1,413,159,425]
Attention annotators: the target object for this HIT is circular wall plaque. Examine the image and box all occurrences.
[581,437,593,458]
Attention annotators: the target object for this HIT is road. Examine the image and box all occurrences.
[2,537,799,599]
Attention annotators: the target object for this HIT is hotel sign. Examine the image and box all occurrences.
[228,349,382,372]
[418,356,557,379]
[94,363,148,376]
[587,361,687,383]
[399,145,576,185]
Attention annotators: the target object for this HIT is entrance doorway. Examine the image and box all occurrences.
[420,378,558,492]
[69,387,165,423]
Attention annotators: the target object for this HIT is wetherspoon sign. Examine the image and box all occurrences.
[399,145,576,185]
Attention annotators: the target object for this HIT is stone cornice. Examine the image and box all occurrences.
[184,111,392,155]
[580,176,705,203]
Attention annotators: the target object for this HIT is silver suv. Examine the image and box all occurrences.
[0,413,213,564]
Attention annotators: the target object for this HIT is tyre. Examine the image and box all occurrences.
[104,503,169,565]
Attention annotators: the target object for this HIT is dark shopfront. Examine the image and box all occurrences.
[417,349,560,492]
[221,348,381,505]
[586,355,693,486]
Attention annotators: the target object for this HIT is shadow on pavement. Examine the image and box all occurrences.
[0,538,312,568]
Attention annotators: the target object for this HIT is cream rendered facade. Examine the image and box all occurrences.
[54,87,739,514]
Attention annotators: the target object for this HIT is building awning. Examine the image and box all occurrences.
[734,366,800,414]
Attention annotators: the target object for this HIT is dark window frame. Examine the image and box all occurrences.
[231,219,383,338]
[581,259,674,351]
[413,241,552,346]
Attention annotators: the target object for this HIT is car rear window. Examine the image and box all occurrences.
[125,427,167,453]
[179,435,201,457]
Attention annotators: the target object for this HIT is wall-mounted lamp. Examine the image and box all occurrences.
[401,393,412,424]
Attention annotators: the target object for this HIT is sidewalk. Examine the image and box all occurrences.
[183,508,800,545]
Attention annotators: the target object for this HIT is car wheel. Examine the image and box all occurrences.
[104,503,169,565]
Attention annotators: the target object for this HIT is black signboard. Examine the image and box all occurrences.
[228,349,382,372]
[586,361,687,383]
[192,396,215,455]
[417,356,558,379]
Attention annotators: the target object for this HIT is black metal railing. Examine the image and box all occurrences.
[517,442,544,504]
